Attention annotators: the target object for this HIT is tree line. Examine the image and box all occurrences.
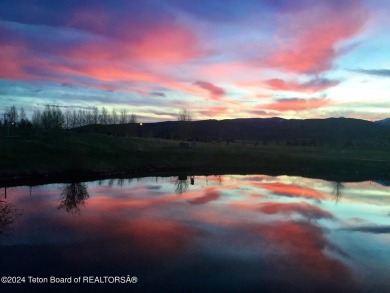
[0,105,137,129]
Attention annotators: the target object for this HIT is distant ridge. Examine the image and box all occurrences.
[376,118,390,126]
[74,117,390,146]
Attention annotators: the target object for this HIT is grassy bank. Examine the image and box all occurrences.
[1,129,390,185]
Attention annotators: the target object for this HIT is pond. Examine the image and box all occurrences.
[1,175,389,292]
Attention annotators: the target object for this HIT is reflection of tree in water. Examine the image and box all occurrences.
[108,179,115,187]
[331,181,345,202]
[0,200,21,237]
[175,176,189,194]
[117,178,125,187]
[58,183,89,214]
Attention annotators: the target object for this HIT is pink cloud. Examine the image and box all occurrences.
[197,106,229,117]
[265,1,367,73]
[68,18,207,64]
[0,45,30,80]
[229,200,333,220]
[121,219,201,256]
[0,15,211,99]
[194,81,225,100]
[188,188,220,205]
[254,221,352,281]
[194,62,253,80]
[258,202,333,219]
[246,109,278,117]
[1,49,205,97]
[132,22,208,63]
[263,97,330,112]
[265,78,340,93]
[253,182,328,200]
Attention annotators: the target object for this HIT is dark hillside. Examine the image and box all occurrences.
[376,118,390,126]
[73,117,390,146]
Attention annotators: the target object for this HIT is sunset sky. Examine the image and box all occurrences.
[1,0,389,122]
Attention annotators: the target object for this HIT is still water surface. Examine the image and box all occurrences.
[1,175,389,292]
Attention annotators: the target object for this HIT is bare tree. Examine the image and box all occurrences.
[331,181,345,202]
[174,176,189,194]
[77,110,85,126]
[178,108,192,122]
[1,112,6,127]
[100,107,109,125]
[177,108,192,140]
[112,108,118,124]
[130,113,137,124]
[0,200,22,237]
[31,110,42,128]
[87,110,94,125]
[58,183,90,214]
[119,109,128,124]
[92,107,99,124]
[41,105,64,129]
[64,109,72,129]
[70,110,77,128]
[18,107,30,127]
[6,106,18,127]
[3,104,142,130]
[19,107,26,122]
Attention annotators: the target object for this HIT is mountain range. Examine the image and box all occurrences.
[74,117,390,147]
[376,118,390,126]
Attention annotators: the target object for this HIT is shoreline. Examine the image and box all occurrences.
[1,163,389,187]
